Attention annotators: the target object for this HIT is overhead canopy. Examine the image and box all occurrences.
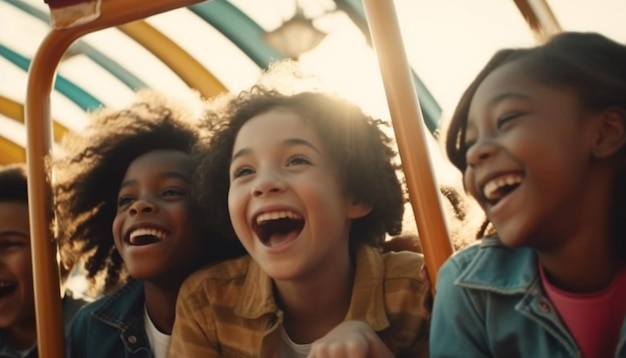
[1,0,625,165]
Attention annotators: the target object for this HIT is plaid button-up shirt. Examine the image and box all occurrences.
[168,245,430,357]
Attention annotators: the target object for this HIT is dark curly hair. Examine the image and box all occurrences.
[194,85,406,252]
[0,164,28,203]
[445,32,626,255]
[50,91,244,294]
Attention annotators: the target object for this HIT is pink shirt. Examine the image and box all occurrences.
[541,265,626,358]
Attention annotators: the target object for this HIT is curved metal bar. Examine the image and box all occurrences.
[117,20,227,98]
[7,0,147,90]
[27,0,205,356]
[513,0,562,43]
[189,0,282,68]
[334,0,442,135]
[362,0,453,288]
[0,43,102,110]
[0,95,69,143]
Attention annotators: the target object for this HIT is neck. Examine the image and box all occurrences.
[4,321,37,351]
[275,250,354,344]
[143,280,181,335]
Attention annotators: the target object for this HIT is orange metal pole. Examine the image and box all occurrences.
[26,0,204,356]
[361,0,453,288]
[513,0,562,43]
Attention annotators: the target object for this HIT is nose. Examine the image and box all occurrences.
[129,198,157,216]
[466,138,497,168]
[252,170,286,198]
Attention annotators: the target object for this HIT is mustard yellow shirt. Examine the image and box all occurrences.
[168,245,430,357]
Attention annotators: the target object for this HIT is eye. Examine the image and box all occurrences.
[287,156,311,167]
[233,166,255,179]
[162,188,186,197]
[0,239,28,250]
[117,195,134,207]
[496,112,524,129]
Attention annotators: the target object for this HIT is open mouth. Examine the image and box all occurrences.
[482,174,523,206]
[0,281,17,299]
[253,210,304,247]
[125,227,167,246]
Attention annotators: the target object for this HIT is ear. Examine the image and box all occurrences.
[346,199,372,219]
[591,107,626,159]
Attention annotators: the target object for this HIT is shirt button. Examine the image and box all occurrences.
[539,301,551,313]
[127,335,137,344]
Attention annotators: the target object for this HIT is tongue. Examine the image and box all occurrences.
[267,232,295,247]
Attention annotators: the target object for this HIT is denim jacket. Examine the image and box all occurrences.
[67,280,153,358]
[0,289,87,358]
[431,236,626,358]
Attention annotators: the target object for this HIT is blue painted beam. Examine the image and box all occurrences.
[0,44,102,110]
[189,0,282,68]
[7,0,147,90]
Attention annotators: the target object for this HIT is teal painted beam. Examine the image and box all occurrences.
[7,0,147,90]
[0,44,103,110]
[189,0,282,68]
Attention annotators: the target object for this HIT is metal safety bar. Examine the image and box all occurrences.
[361,0,454,288]
[26,1,205,356]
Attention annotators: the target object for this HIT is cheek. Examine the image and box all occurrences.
[227,190,246,232]
[463,170,478,199]
[111,215,124,249]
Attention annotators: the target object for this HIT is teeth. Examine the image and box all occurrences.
[256,210,302,225]
[483,174,523,200]
[129,228,166,241]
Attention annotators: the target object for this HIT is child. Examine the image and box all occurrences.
[51,91,245,358]
[0,164,87,358]
[168,74,431,357]
[431,32,626,357]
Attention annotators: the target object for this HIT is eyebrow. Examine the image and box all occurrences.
[0,230,29,239]
[487,92,533,107]
[231,137,321,162]
[119,171,191,190]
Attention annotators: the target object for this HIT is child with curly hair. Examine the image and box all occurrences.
[168,69,431,357]
[51,91,245,358]
[431,32,626,357]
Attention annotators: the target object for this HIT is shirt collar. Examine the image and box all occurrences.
[235,245,390,331]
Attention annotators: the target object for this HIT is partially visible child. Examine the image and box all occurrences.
[0,164,86,358]
[51,91,245,358]
[431,32,626,357]
[169,68,431,357]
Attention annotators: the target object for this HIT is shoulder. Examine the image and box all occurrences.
[379,249,425,280]
[178,255,252,301]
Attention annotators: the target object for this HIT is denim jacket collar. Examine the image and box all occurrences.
[91,280,151,355]
[455,236,539,295]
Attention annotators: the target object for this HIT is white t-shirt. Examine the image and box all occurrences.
[279,325,312,358]
[144,306,171,358]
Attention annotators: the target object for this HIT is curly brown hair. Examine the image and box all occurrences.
[194,85,406,252]
[50,91,244,294]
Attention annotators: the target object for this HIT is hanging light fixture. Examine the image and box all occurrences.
[263,0,327,59]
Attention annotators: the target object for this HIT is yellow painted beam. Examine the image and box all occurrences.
[0,96,69,143]
[118,20,228,98]
[0,136,25,164]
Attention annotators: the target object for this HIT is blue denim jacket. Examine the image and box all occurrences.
[0,289,87,358]
[431,236,626,358]
[67,280,153,358]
